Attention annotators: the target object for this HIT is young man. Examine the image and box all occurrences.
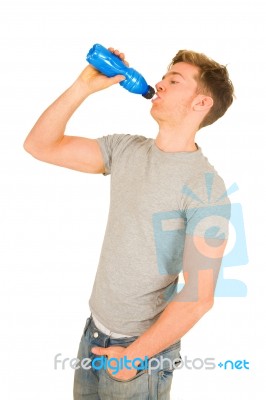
[24,47,234,399]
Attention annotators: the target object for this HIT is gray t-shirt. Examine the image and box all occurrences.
[89,134,231,336]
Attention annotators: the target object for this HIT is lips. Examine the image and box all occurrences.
[151,93,161,102]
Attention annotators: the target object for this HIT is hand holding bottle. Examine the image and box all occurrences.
[86,44,155,99]
[77,49,126,95]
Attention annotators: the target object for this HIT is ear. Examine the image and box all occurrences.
[193,95,213,112]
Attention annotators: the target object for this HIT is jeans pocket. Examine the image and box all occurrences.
[155,344,181,399]
[157,368,173,400]
[105,365,147,383]
[99,365,149,400]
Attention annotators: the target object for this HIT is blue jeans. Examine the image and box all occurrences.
[73,316,181,399]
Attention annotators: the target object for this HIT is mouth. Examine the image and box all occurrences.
[151,93,161,103]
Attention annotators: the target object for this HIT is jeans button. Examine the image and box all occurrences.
[93,331,99,338]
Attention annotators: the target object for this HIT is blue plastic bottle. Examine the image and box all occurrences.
[86,44,155,99]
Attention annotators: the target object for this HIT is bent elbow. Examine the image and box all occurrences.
[23,140,40,160]
[23,138,32,154]
[23,131,37,154]
[23,136,47,160]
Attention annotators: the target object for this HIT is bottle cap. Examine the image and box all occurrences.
[142,85,155,99]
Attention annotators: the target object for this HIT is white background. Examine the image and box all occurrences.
[0,0,265,398]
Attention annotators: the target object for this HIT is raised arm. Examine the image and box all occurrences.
[23,51,126,173]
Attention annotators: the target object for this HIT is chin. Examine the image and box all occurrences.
[150,106,159,120]
[150,107,166,124]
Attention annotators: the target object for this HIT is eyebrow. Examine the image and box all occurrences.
[162,71,185,80]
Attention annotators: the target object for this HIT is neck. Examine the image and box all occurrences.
[155,125,198,153]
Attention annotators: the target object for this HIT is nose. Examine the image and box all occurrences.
[155,80,165,92]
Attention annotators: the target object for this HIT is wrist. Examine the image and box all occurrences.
[72,77,95,99]
[124,340,151,361]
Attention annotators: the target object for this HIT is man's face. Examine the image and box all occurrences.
[150,62,200,123]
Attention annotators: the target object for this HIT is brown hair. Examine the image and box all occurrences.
[169,50,235,129]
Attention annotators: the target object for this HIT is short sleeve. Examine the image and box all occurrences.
[96,134,142,176]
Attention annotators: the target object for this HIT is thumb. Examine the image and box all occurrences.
[109,74,125,85]
[91,346,109,356]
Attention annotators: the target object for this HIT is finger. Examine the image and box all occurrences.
[114,50,127,63]
[108,47,128,63]
[108,75,125,85]
[91,346,108,355]
[119,53,129,67]
[106,75,126,87]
